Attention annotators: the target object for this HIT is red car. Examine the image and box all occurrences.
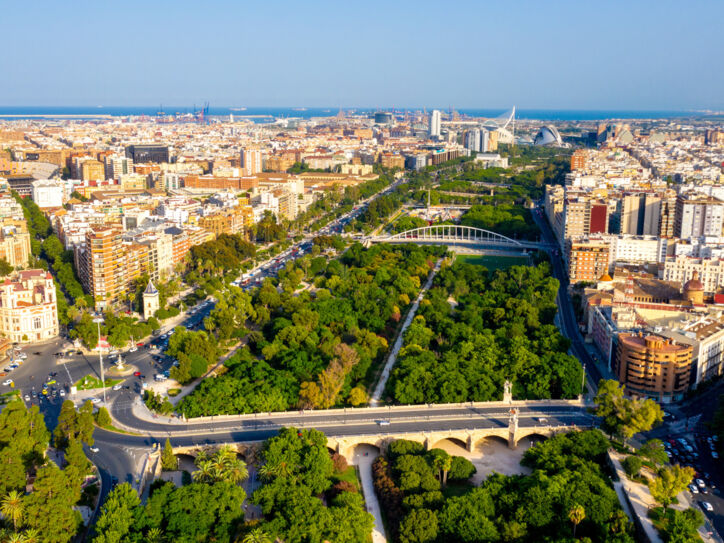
[133,371,141,377]
[136,342,144,347]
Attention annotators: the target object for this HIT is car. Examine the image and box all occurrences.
[688,484,699,494]
[133,371,141,377]
[712,451,719,459]
[2,379,13,386]
[377,420,391,426]
[90,398,101,404]
[24,394,29,401]
[89,447,99,453]
[112,384,122,391]
[59,390,65,397]
[17,353,27,360]
[128,346,138,353]
[696,478,706,489]
[701,502,714,512]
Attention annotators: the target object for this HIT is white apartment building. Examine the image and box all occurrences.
[31,180,65,208]
[661,256,724,293]
[429,110,441,138]
[658,315,724,386]
[610,235,668,265]
[675,194,724,239]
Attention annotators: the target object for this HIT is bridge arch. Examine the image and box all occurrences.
[385,225,524,247]
[474,435,511,452]
[429,437,468,452]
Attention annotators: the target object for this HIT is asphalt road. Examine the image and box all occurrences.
[531,206,604,391]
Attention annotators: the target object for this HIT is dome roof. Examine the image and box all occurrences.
[683,271,704,292]
[599,272,613,282]
[533,125,563,146]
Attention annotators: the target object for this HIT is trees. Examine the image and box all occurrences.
[161,438,178,471]
[648,465,696,511]
[399,509,438,543]
[192,446,247,484]
[92,483,140,543]
[569,504,586,538]
[54,400,94,448]
[242,529,272,543]
[94,407,112,429]
[1,490,24,532]
[23,464,82,543]
[592,380,663,445]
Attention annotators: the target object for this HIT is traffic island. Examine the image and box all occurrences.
[74,375,123,391]
[105,363,138,378]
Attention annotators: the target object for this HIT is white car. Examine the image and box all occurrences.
[17,353,27,360]
[701,502,714,512]
[128,346,138,353]
[90,397,102,404]
[695,478,706,489]
[2,379,13,386]
[112,384,122,391]
[59,390,66,397]
[89,447,99,453]
[688,484,699,494]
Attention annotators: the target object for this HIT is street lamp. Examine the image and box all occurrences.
[93,317,106,405]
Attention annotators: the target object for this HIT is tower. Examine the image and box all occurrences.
[143,280,160,321]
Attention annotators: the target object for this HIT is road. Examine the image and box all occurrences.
[531,205,604,392]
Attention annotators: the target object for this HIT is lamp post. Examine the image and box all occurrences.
[93,316,106,404]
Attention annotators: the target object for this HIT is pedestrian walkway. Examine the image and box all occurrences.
[370,259,442,404]
[353,445,387,543]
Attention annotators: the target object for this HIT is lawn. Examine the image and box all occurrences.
[455,254,529,270]
[74,375,122,391]
[332,466,361,492]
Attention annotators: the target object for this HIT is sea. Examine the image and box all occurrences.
[0,106,713,122]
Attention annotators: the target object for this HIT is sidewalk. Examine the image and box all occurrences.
[370,258,442,404]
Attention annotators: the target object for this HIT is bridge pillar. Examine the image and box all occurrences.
[508,408,519,450]
[466,435,474,453]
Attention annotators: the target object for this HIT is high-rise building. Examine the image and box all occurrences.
[77,225,125,310]
[674,193,724,239]
[125,144,170,164]
[562,196,609,241]
[105,156,134,179]
[566,237,610,283]
[429,110,441,139]
[615,333,692,402]
[658,190,677,238]
[570,150,587,171]
[620,193,661,236]
[240,147,262,176]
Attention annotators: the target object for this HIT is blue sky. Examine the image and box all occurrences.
[2,0,722,110]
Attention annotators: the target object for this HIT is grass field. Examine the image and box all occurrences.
[455,254,529,270]
[74,375,122,391]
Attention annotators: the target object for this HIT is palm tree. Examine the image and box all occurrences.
[1,491,24,532]
[146,527,164,543]
[242,528,272,543]
[568,504,585,538]
[21,530,40,543]
[5,533,27,543]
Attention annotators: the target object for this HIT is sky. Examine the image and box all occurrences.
[2,0,723,110]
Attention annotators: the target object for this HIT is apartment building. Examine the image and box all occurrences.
[562,196,609,242]
[567,237,611,283]
[76,225,126,310]
[674,193,724,239]
[0,270,59,343]
[661,256,724,294]
[0,220,31,269]
[240,147,262,176]
[615,333,693,402]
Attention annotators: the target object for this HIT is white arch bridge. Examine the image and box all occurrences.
[368,225,551,251]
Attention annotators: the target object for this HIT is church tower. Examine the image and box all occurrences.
[143,280,159,320]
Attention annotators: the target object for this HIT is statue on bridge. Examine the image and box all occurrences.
[503,379,512,403]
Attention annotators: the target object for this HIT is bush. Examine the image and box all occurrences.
[332,452,348,474]
[623,455,643,479]
[94,407,112,428]
[388,440,426,460]
[448,456,476,481]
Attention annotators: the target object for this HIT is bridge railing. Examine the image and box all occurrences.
[170,398,589,426]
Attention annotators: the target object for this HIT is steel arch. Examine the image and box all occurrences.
[385,225,523,246]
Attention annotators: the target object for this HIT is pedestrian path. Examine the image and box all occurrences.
[370,259,442,404]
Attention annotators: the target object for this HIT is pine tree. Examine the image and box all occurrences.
[161,438,177,471]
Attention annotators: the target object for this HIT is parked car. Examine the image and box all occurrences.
[112,384,122,391]
[90,398,101,404]
[128,346,138,353]
[2,379,13,386]
[701,502,714,512]
[696,478,706,489]
[89,447,99,453]
[688,484,699,494]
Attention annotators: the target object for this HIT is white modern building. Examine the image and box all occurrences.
[429,110,441,139]
[31,180,65,208]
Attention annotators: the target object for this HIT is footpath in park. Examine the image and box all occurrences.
[609,452,720,543]
[370,258,442,404]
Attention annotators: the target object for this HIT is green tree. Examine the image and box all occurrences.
[23,464,82,543]
[94,407,112,429]
[639,439,668,465]
[648,465,695,511]
[92,483,140,543]
[568,504,585,538]
[161,438,178,471]
[0,258,13,277]
[399,509,438,543]
[242,528,272,543]
[1,490,24,532]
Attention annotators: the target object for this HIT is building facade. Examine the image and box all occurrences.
[616,333,693,402]
[0,270,59,343]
